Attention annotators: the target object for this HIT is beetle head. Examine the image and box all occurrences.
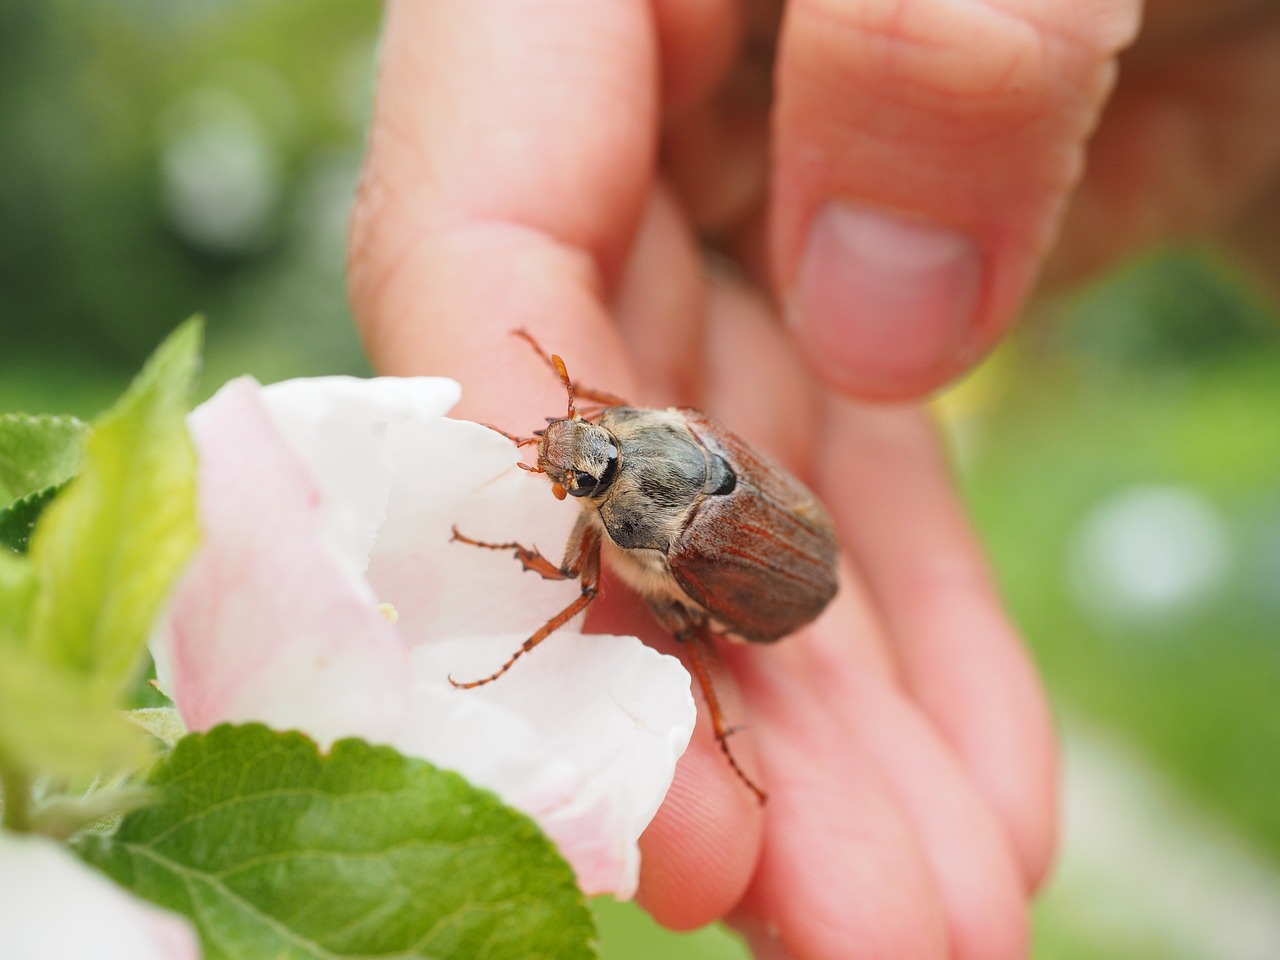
[538,418,620,501]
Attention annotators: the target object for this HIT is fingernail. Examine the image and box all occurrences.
[791,202,982,396]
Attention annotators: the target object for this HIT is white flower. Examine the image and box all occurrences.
[0,830,200,960]
[150,374,695,897]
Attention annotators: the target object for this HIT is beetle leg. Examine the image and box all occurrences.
[448,586,595,689]
[678,622,767,805]
[571,384,629,407]
[449,526,570,580]
[573,403,617,424]
[479,421,541,448]
[449,521,603,688]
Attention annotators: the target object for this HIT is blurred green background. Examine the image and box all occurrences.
[3,2,1277,957]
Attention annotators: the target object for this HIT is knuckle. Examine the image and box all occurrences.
[784,0,1132,122]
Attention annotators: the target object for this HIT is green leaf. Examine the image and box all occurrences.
[0,413,86,505]
[126,706,187,748]
[0,548,35,648]
[0,483,66,555]
[4,541,143,788]
[76,725,598,960]
[28,319,202,692]
[0,643,148,781]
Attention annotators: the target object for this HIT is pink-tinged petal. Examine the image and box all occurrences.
[152,377,408,747]
[397,632,695,897]
[366,417,585,644]
[0,832,200,960]
[259,377,461,572]
[537,795,627,899]
[151,373,695,897]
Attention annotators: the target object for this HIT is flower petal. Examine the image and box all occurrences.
[153,373,695,898]
[0,831,199,960]
[153,377,408,746]
[365,417,585,644]
[260,376,461,572]
[397,631,696,897]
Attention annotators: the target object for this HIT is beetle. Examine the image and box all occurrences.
[451,331,840,802]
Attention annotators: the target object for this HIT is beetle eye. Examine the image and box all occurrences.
[567,443,619,499]
[568,471,598,497]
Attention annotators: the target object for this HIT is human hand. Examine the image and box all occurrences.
[346,2,1278,957]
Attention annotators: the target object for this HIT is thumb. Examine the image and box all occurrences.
[770,0,1141,399]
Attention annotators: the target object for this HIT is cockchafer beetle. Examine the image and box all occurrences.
[450,331,841,802]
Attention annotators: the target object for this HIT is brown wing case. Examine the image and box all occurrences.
[669,409,840,643]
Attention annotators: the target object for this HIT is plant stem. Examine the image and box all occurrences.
[1,767,32,832]
[32,786,156,840]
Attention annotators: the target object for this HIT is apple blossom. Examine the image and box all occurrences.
[0,830,199,960]
[150,374,695,897]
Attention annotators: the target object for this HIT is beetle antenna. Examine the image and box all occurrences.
[511,328,629,414]
[512,328,559,370]
[512,328,573,415]
[550,353,576,419]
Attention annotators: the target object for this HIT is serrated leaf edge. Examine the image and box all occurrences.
[0,412,88,429]
[0,482,69,554]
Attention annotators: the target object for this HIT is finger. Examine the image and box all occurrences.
[817,400,1059,889]
[612,182,709,408]
[730,640,950,960]
[1045,17,1280,285]
[700,269,822,472]
[1128,0,1280,53]
[662,88,770,237]
[729,573,1028,959]
[618,214,825,469]
[585,574,764,930]
[803,638,1031,960]
[650,0,741,114]
[634,635,765,930]
[347,0,660,426]
[660,2,776,237]
[636,720,763,930]
[770,0,1141,399]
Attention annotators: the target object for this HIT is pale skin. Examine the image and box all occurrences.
[346,2,1280,958]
